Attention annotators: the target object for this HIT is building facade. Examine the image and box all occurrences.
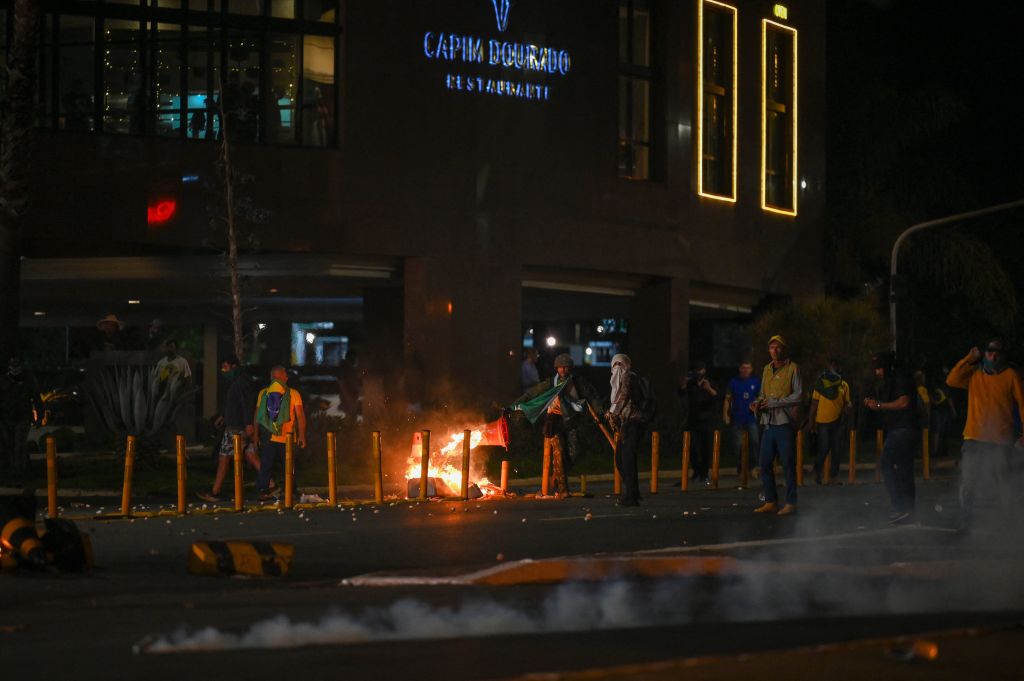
[6,0,825,417]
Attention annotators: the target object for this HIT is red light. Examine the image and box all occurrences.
[147,199,177,225]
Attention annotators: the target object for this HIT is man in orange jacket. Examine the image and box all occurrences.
[946,338,1024,532]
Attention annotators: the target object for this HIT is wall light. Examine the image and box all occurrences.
[696,0,739,204]
[760,18,798,217]
[546,336,557,347]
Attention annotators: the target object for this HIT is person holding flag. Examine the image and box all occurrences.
[512,353,599,498]
[253,366,306,501]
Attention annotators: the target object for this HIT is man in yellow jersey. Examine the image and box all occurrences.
[808,358,852,485]
[946,338,1024,532]
[753,335,802,516]
[254,366,307,501]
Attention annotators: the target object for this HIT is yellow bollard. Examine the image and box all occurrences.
[284,433,294,510]
[681,431,691,492]
[613,432,622,496]
[796,430,804,487]
[580,473,587,496]
[711,430,721,489]
[46,436,58,518]
[419,430,430,500]
[176,435,188,515]
[922,428,930,481]
[233,433,244,512]
[461,429,471,500]
[876,429,884,482]
[121,435,136,517]
[327,431,338,506]
[500,460,509,492]
[650,431,660,494]
[740,430,750,488]
[372,431,384,504]
[848,430,857,485]
[541,438,551,497]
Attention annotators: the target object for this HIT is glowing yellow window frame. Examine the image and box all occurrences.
[760,18,798,216]
[696,0,738,203]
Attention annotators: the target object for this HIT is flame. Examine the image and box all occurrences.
[405,428,495,495]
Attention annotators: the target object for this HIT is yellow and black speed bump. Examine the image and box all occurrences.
[187,540,294,577]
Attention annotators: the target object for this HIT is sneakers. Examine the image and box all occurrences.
[754,502,778,513]
[196,491,222,503]
[777,504,797,516]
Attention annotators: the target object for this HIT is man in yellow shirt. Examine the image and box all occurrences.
[946,339,1024,532]
[254,366,307,500]
[808,358,852,485]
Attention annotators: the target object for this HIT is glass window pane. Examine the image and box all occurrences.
[106,0,141,5]
[103,19,142,134]
[267,34,297,144]
[229,0,261,15]
[630,77,649,143]
[301,34,334,146]
[59,16,95,131]
[304,0,337,23]
[617,3,628,64]
[270,0,295,19]
[154,22,182,137]
[155,0,183,8]
[631,144,650,180]
[226,31,260,143]
[186,25,220,139]
[632,4,650,67]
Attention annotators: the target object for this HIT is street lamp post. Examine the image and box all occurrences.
[889,199,1024,356]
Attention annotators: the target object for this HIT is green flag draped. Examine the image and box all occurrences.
[256,381,292,435]
[510,380,567,424]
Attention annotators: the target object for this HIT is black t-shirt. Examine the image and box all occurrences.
[879,370,918,432]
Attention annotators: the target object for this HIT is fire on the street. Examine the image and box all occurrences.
[405,422,506,497]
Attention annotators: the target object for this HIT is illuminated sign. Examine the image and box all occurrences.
[422,2,572,102]
[147,199,177,225]
[773,4,788,20]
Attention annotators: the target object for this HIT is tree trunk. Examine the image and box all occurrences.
[218,102,244,364]
[0,0,42,360]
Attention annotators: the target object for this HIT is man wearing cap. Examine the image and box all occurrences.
[864,351,918,524]
[517,353,599,497]
[946,338,1024,531]
[94,314,126,352]
[753,335,802,515]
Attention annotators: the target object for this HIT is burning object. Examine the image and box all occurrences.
[405,415,509,498]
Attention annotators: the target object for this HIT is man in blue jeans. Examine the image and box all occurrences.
[753,335,802,516]
[723,360,761,477]
[864,351,918,525]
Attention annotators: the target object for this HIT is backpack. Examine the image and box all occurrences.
[634,373,657,424]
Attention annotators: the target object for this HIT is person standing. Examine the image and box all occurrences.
[520,348,540,390]
[254,366,307,501]
[607,353,645,506]
[684,361,717,484]
[723,360,761,477]
[945,339,1024,532]
[753,335,802,516]
[930,371,957,458]
[156,340,192,384]
[198,357,255,503]
[864,351,918,525]
[808,358,852,485]
[0,359,42,482]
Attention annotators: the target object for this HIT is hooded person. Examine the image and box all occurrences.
[946,338,1024,532]
[808,358,852,485]
[607,353,645,506]
[864,350,918,524]
[514,353,599,497]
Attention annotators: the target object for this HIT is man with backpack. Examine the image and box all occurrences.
[607,353,654,507]
[253,366,307,501]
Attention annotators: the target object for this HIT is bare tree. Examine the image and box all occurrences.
[0,0,42,360]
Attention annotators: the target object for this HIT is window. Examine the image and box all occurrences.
[761,19,797,215]
[618,0,653,180]
[697,0,737,202]
[27,4,337,146]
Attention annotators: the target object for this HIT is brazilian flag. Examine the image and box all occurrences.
[256,382,292,435]
[510,380,568,424]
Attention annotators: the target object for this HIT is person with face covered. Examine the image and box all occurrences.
[607,353,645,506]
[864,351,918,525]
[0,359,42,480]
[809,358,852,485]
[946,338,1024,532]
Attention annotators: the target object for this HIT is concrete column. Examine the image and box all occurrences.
[629,277,689,398]
[202,324,218,418]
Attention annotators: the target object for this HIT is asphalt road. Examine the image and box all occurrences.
[3,474,1023,679]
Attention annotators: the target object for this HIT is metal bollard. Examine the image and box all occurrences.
[613,432,622,496]
[681,431,691,492]
[46,436,58,518]
[500,460,509,492]
[848,430,857,485]
[176,435,188,515]
[875,429,884,482]
[541,438,551,497]
[419,430,430,500]
[327,431,338,506]
[711,430,721,489]
[650,431,660,494]
[233,433,244,512]
[740,430,750,488]
[922,428,930,481]
[121,435,136,517]
[580,474,587,496]
[461,429,471,500]
[284,433,294,509]
[796,430,804,486]
[372,431,384,504]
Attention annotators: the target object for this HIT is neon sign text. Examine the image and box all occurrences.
[423,32,571,75]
